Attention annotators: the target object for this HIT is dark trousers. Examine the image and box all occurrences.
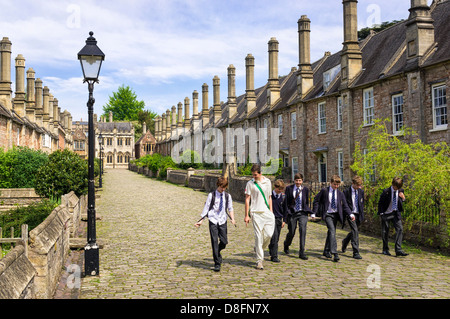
[284,212,308,254]
[343,215,360,254]
[381,213,403,253]
[269,217,283,258]
[209,221,228,266]
[324,213,339,255]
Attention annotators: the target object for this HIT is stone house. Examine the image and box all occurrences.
[135,122,156,159]
[0,37,73,153]
[155,0,449,183]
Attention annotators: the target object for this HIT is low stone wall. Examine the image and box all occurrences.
[0,242,36,299]
[0,191,86,299]
[0,188,42,212]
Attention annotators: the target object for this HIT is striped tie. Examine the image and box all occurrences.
[331,190,337,210]
[354,190,358,213]
[392,191,397,211]
[295,188,301,211]
[219,193,223,213]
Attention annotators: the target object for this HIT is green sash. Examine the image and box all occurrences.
[254,180,270,210]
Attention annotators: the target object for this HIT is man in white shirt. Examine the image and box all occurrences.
[244,164,274,270]
[195,176,236,271]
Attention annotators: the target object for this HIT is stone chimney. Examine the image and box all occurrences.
[340,0,362,88]
[213,76,221,124]
[227,65,237,119]
[177,102,183,128]
[297,15,314,98]
[202,83,209,127]
[109,111,113,122]
[192,90,199,119]
[53,98,60,136]
[171,105,177,131]
[35,78,43,127]
[406,0,435,68]
[143,121,147,134]
[245,54,256,115]
[26,68,36,122]
[43,86,50,130]
[13,54,26,117]
[166,109,171,139]
[267,38,280,106]
[184,97,190,126]
[0,37,12,109]
[161,113,167,140]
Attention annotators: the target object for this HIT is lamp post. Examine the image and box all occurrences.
[98,133,103,188]
[78,31,105,276]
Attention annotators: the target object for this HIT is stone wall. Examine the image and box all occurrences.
[0,191,86,299]
[0,188,42,212]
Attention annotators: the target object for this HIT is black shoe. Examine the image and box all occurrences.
[341,239,348,253]
[323,252,332,258]
[333,254,340,262]
[213,264,221,272]
[396,251,409,257]
[284,246,290,255]
[382,250,391,256]
[353,253,362,259]
[270,257,280,263]
[299,254,308,260]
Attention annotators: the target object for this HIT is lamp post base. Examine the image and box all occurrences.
[84,243,99,276]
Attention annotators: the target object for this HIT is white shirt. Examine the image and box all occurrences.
[245,176,272,213]
[201,190,233,225]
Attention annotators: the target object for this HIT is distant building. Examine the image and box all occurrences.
[135,122,156,159]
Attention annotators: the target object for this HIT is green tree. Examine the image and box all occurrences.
[35,149,88,200]
[102,85,145,121]
[358,20,405,40]
[351,119,450,237]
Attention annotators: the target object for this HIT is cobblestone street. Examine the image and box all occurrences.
[79,169,449,300]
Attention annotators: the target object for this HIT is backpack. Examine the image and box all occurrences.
[208,191,229,214]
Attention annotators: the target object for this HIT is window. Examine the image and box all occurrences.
[117,154,123,163]
[392,94,404,134]
[117,138,123,146]
[432,84,447,129]
[363,88,374,125]
[278,114,283,135]
[318,102,326,134]
[291,112,297,140]
[338,151,344,181]
[107,154,113,164]
[318,153,327,183]
[337,97,343,130]
[263,118,268,140]
[107,138,113,146]
[292,157,299,181]
[16,128,20,146]
[74,140,85,151]
[125,138,131,146]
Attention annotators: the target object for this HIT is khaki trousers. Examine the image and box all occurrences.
[251,211,275,263]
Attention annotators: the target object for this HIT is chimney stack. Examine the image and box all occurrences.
[177,102,183,127]
[166,109,171,139]
[43,86,50,130]
[13,54,26,117]
[109,111,113,122]
[267,37,280,106]
[202,83,209,127]
[161,113,167,140]
[143,121,147,134]
[0,37,12,109]
[35,78,43,127]
[245,54,256,115]
[192,90,199,119]
[184,97,190,126]
[340,0,362,88]
[405,0,434,68]
[171,105,177,132]
[26,68,36,122]
[297,15,314,98]
[213,75,221,124]
[227,64,237,119]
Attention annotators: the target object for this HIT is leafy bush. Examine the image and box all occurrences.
[351,119,450,235]
[34,149,88,199]
[178,150,202,170]
[0,147,49,188]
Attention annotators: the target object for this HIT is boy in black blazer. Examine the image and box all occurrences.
[283,173,313,260]
[342,175,364,259]
[313,175,352,262]
[268,180,288,262]
[377,177,408,257]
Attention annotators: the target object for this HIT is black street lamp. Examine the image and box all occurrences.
[78,31,105,276]
[98,133,103,188]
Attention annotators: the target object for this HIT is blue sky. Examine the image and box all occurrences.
[0,0,430,122]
